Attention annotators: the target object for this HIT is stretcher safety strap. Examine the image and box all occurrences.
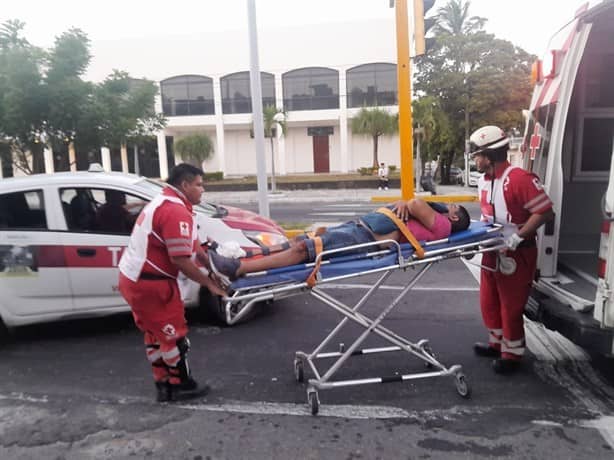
[376,207,425,258]
[306,236,324,287]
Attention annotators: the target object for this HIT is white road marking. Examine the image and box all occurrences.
[310,212,361,217]
[321,283,478,292]
[177,400,411,419]
[581,416,614,449]
[321,204,369,208]
[0,393,48,403]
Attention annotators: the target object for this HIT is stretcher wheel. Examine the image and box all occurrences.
[454,373,471,398]
[294,359,304,383]
[308,390,320,415]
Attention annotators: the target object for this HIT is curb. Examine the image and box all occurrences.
[284,229,306,239]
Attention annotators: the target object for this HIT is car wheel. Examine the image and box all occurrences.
[0,318,11,345]
[198,288,260,326]
[197,287,228,325]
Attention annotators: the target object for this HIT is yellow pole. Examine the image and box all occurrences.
[395,0,414,200]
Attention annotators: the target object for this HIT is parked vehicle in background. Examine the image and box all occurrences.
[0,170,287,334]
[521,0,614,356]
[468,161,480,187]
[449,166,464,185]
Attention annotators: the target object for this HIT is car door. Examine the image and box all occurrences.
[0,188,74,319]
[59,186,147,311]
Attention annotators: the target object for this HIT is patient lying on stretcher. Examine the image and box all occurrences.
[209,198,471,284]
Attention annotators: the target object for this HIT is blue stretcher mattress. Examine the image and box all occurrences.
[230,221,500,291]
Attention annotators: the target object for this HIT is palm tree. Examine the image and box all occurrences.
[433,0,485,37]
[351,107,398,169]
[174,133,214,168]
[262,105,287,193]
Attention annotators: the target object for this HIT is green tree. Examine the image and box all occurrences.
[45,28,93,170]
[351,107,398,169]
[94,71,166,169]
[415,0,533,183]
[0,19,46,174]
[262,105,287,192]
[174,133,214,167]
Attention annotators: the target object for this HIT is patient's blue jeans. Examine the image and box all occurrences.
[298,222,375,262]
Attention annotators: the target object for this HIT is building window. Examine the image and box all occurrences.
[347,63,397,108]
[283,67,339,111]
[161,75,214,116]
[221,72,275,114]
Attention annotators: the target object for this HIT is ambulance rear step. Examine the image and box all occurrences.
[526,290,613,357]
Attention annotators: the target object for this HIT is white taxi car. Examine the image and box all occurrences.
[0,170,287,335]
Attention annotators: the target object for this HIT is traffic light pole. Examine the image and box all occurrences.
[395,0,415,200]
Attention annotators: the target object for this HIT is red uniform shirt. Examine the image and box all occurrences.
[141,187,198,277]
[480,161,552,234]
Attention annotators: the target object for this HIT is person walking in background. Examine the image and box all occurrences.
[377,162,389,190]
[469,125,553,374]
[118,164,226,402]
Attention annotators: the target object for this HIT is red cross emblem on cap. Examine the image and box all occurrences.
[529,123,542,160]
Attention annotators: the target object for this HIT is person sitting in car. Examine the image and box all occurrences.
[95,190,133,233]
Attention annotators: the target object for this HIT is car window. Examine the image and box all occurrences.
[0,190,47,230]
[60,187,148,235]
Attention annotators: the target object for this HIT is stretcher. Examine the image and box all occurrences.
[219,221,507,415]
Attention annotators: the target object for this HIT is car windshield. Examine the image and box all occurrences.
[135,179,217,216]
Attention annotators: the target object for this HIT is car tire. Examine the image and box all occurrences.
[0,318,11,345]
[197,288,260,326]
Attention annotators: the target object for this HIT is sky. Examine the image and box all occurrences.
[1,0,587,80]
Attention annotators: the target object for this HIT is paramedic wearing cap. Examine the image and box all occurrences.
[118,163,226,402]
[469,125,553,374]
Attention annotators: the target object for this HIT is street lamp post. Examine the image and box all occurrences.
[246,0,270,218]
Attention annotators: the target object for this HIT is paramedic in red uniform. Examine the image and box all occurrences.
[118,163,225,402]
[469,125,554,374]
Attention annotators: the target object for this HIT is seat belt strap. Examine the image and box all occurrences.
[375,207,425,258]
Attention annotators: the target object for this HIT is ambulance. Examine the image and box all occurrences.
[523,0,614,355]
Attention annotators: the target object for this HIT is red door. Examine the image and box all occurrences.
[312,135,330,173]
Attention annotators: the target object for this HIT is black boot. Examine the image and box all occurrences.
[168,378,210,401]
[492,358,521,374]
[155,381,171,402]
[473,342,501,358]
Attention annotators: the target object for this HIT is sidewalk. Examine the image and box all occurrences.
[205,184,477,204]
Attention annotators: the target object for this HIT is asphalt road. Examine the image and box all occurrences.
[1,200,614,459]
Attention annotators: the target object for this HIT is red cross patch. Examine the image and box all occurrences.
[529,124,542,160]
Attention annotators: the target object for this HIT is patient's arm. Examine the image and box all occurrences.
[391,199,437,229]
[406,199,437,230]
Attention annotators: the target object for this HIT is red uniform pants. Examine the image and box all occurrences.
[480,246,537,360]
[119,273,188,384]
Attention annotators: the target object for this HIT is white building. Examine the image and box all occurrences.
[157,62,400,179]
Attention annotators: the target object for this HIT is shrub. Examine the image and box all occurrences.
[358,167,376,176]
[203,171,223,181]
[388,165,397,173]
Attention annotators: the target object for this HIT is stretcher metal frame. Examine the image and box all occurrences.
[220,222,506,415]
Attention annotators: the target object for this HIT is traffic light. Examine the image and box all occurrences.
[413,0,436,56]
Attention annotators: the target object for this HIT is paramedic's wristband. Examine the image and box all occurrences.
[505,233,524,251]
